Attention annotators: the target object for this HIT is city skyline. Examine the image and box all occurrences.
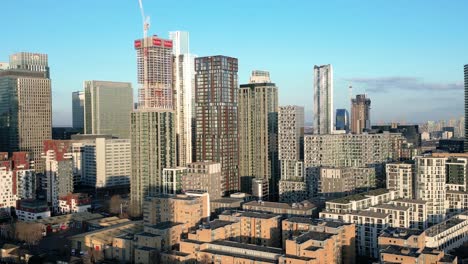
[1,0,467,125]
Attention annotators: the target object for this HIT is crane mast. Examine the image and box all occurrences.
[138,0,150,39]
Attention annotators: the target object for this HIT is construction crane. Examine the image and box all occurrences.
[138,0,150,38]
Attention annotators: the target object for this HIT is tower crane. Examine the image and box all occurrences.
[138,0,150,38]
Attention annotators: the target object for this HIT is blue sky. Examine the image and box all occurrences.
[1,0,467,126]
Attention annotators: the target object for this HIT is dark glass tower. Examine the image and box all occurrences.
[335,109,349,132]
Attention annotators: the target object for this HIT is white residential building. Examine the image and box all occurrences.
[414,156,446,225]
[169,31,196,167]
[386,162,414,199]
[0,167,16,214]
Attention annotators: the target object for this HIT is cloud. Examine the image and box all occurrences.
[343,77,463,93]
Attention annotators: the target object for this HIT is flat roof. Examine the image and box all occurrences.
[380,227,424,239]
[211,198,243,204]
[87,216,130,227]
[328,193,368,204]
[295,231,333,243]
[200,249,277,263]
[243,200,315,210]
[70,221,143,245]
[240,211,280,219]
[352,210,390,218]
[202,220,236,230]
[425,218,465,236]
[392,198,428,205]
[148,221,183,230]
[365,188,390,196]
[381,245,420,257]
[209,240,283,254]
[373,204,411,211]
[33,212,103,225]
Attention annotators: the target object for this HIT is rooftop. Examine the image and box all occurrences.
[239,211,280,219]
[209,240,283,254]
[373,204,411,211]
[87,216,130,227]
[294,231,333,243]
[381,245,420,257]
[366,188,390,196]
[33,212,103,225]
[285,217,314,225]
[136,232,159,238]
[351,210,390,218]
[425,218,465,236]
[69,221,143,245]
[201,220,235,230]
[243,200,315,211]
[380,227,424,239]
[328,193,368,204]
[148,221,182,230]
[392,198,428,205]
[211,198,244,204]
[200,249,277,263]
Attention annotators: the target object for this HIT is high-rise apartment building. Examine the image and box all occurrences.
[386,162,414,199]
[81,137,131,188]
[278,106,306,202]
[465,64,468,152]
[42,140,74,212]
[195,56,239,193]
[313,64,333,135]
[169,31,196,166]
[130,110,176,215]
[304,132,405,196]
[351,94,371,134]
[131,35,177,215]
[238,70,278,199]
[319,167,376,197]
[84,80,133,139]
[446,157,468,191]
[0,52,52,172]
[183,161,223,200]
[414,156,446,225]
[72,91,85,131]
[335,109,349,132]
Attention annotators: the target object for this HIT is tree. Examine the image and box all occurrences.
[0,223,14,240]
[15,222,43,246]
[109,195,122,215]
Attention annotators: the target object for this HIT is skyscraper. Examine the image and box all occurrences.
[313,64,333,135]
[238,70,279,199]
[278,106,306,202]
[72,91,85,131]
[195,56,239,194]
[335,109,349,132]
[351,94,371,134]
[0,52,51,172]
[84,80,133,139]
[464,64,468,152]
[169,31,196,166]
[131,35,177,215]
